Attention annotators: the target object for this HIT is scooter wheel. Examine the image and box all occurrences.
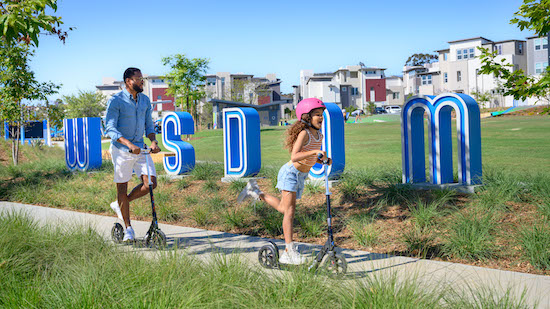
[258,244,279,269]
[325,254,347,278]
[111,223,124,243]
[151,230,167,249]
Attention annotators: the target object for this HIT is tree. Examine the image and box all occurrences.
[0,0,68,165]
[470,90,495,109]
[0,41,59,165]
[478,0,550,112]
[63,90,106,118]
[0,0,70,46]
[404,53,438,67]
[162,54,209,131]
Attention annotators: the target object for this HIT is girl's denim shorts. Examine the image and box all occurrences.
[276,162,309,199]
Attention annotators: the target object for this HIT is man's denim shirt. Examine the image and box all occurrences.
[104,88,154,150]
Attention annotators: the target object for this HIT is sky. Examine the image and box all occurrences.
[31,0,534,99]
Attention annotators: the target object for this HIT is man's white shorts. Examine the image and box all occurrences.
[110,144,157,183]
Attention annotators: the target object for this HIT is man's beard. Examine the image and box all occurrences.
[132,84,143,93]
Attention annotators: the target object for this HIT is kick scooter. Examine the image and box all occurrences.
[258,156,347,277]
[111,146,167,249]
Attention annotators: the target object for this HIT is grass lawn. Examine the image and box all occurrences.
[103,115,550,174]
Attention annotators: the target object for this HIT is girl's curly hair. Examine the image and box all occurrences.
[284,114,311,152]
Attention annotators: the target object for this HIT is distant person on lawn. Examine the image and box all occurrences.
[104,67,161,242]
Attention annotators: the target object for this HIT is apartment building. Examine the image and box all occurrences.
[406,37,528,107]
[386,76,404,105]
[299,65,386,109]
[526,36,549,76]
[204,72,282,105]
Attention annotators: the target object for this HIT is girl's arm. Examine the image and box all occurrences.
[290,130,326,163]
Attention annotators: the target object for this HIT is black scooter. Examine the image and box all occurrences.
[258,156,347,277]
[111,146,167,249]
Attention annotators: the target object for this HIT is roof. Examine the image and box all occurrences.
[435,49,450,53]
[448,37,493,44]
[417,71,440,75]
[492,39,526,44]
[208,99,291,109]
[403,66,426,73]
[526,35,546,39]
[360,67,386,71]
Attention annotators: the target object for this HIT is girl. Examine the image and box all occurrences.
[237,98,331,264]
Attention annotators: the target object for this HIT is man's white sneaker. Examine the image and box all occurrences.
[110,201,123,221]
[237,179,263,203]
[123,226,135,242]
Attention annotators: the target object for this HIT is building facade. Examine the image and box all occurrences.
[204,72,282,105]
[404,37,530,108]
[298,65,387,110]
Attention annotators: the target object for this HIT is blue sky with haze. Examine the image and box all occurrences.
[32,0,533,98]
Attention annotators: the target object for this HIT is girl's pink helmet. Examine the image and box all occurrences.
[296,98,326,120]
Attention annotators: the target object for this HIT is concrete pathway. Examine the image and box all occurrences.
[1,202,549,308]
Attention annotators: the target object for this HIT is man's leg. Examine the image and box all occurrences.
[116,182,130,228]
[127,175,157,202]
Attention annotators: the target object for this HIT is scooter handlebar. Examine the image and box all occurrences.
[128,146,151,154]
[317,153,330,165]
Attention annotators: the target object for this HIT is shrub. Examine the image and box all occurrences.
[518,224,550,270]
[228,179,247,195]
[298,212,325,238]
[192,162,223,180]
[203,179,220,192]
[348,219,379,247]
[402,224,436,258]
[177,177,190,190]
[407,198,442,230]
[442,211,496,261]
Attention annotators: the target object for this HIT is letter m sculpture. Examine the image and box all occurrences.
[401,93,482,186]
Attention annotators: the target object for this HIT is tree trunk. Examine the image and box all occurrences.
[11,126,20,166]
[186,94,190,141]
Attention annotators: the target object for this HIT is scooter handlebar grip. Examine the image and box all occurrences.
[317,153,330,165]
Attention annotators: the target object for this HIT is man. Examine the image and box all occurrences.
[105,67,161,242]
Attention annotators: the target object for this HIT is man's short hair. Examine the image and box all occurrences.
[123,67,141,83]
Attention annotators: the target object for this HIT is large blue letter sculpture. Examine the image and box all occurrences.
[401,93,482,186]
[64,117,102,171]
[162,112,195,175]
[223,108,261,178]
[3,120,48,145]
[309,102,346,180]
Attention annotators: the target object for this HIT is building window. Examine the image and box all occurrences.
[444,72,448,83]
[350,72,358,78]
[457,71,462,82]
[443,53,448,61]
[393,92,400,99]
[457,49,462,60]
[494,44,502,55]
[366,70,376,74]
[351,87,359,96]
[207,77,216,86]
[518,42,524,54]
[535,62,548,74]
[469,48,474,58]
[421,75,432,85]
[534,38,547,50]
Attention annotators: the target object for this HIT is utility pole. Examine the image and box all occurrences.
[359,62,365,111]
